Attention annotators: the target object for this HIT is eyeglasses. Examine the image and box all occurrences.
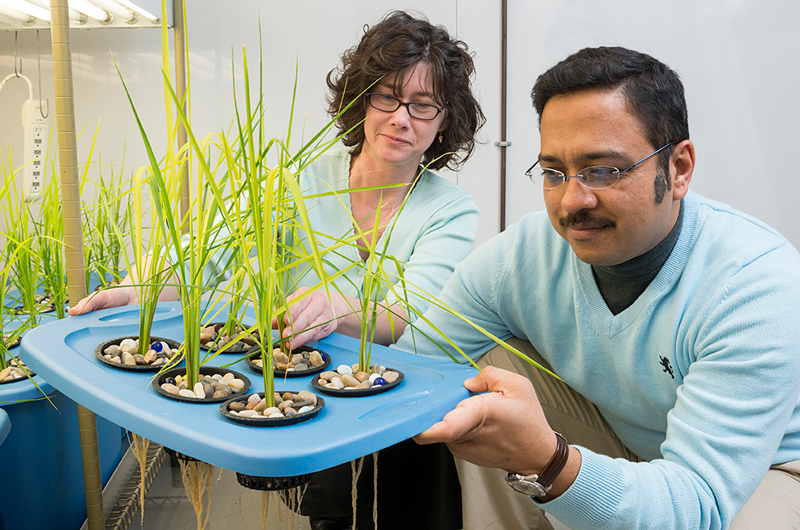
[526,142,675,190]
[365,93,445,120]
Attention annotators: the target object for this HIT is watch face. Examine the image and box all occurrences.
[506,475,547,497]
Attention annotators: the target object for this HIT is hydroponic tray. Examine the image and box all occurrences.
[19,302,476,477]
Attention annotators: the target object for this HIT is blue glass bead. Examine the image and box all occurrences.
[373,377,386,386]
[320,352,327,362]
[164,377,176,386]
[151,341,163,352]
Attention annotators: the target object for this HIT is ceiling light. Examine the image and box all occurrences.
[68,0,111,23]
[0,0,49,21]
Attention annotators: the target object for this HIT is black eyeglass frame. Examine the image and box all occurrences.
[365,93,446,121]
[525,142,675,190]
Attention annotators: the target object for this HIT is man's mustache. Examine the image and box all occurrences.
[558,210,616,229]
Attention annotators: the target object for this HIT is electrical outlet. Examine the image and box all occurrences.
[22,99,48,202]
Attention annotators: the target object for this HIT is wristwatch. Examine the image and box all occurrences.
[505,432,569,498]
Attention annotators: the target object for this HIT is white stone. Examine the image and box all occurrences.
[298,406,314,413]
[336,364,353,376]
[178,389,196,398]
[369,373,381,384]
[193,383,206,399]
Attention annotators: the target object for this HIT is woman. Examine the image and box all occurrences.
[288,12,484,530]
[70,10,483,530]
[281,10,483,351]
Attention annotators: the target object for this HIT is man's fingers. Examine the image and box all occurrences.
[414,396,484,445]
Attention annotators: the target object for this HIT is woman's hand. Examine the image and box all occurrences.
[274,287,343,349]
[67,273,180,316]
[68,276,138,316]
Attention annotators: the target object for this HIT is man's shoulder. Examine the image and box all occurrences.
[684,192,800,276]
[688,192,796,258]
[468,211,569,270]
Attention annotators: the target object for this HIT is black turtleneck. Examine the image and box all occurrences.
[592,200,684,315]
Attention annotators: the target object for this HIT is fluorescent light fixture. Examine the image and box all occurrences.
[0,0,49,21]
[0,4,38,23]
[88,0,137,23]
[113,0,157,23]
[25,0,87,24]
[68,0,111,23]
[0,0,169,28]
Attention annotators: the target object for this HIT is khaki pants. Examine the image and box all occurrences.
[456,339,800,530]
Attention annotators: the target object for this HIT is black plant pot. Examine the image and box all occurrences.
[219,391,325,427]
[152,365,251,403]
[311,368,404,397]
[0,356,34,385]
[164,446,200,462]
[236,472,313,491]
[199,322,259,354]
[245,345,332,378]
[95,336,182,372]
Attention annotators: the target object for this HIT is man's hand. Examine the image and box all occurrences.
[414,366,563,477]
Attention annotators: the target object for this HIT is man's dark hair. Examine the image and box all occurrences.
[326,10,485,171]
[531,47,689,183]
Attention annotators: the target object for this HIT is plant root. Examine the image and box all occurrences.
[178,459,214,530]
[373,451,379,530]
[128,432,150,525]
[350,457,366,529]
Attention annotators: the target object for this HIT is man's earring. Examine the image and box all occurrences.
[438,133,444,144]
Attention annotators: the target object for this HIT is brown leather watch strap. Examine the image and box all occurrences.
[536,432,569,491]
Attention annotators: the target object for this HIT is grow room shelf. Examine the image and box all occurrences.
[19,302,477,477]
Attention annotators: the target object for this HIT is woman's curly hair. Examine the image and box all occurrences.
[326,11,485,171]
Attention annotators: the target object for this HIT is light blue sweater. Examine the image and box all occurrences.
[197,149,479,319]
[396,190,800,529]
[290,149,479,321]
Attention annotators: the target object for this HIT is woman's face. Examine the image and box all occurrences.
[359,63,447,172]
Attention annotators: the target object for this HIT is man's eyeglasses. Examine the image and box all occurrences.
[366,93,445,120]
[525,142,675,190]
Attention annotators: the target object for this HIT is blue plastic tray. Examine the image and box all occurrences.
[20,302,476,477]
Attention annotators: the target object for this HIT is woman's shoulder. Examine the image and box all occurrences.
[412,168,477,211]
[301,149,351,189]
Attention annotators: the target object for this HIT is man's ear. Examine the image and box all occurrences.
[671,139,695,200]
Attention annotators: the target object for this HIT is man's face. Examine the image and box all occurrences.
[539,89,681,266]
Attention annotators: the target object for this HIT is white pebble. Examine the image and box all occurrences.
[179,389,196,398]
[298,406,314,413]
[222,372,235,382]
[193,383,206,399]
[269,412,284,418]
[119,338,136,349]
[229,379,244,390]
[248,394,262,403]
[369,373,381,384]
[331,377,345,389]
[239,410,258,417]
[336,364,353,376]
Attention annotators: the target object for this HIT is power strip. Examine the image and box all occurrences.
[22,99,48,202]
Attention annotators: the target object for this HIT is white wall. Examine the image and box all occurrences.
[1,0,798,251]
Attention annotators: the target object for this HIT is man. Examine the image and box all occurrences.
[396,47,800,529]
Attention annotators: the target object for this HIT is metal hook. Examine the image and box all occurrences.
[36,30,49,119]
